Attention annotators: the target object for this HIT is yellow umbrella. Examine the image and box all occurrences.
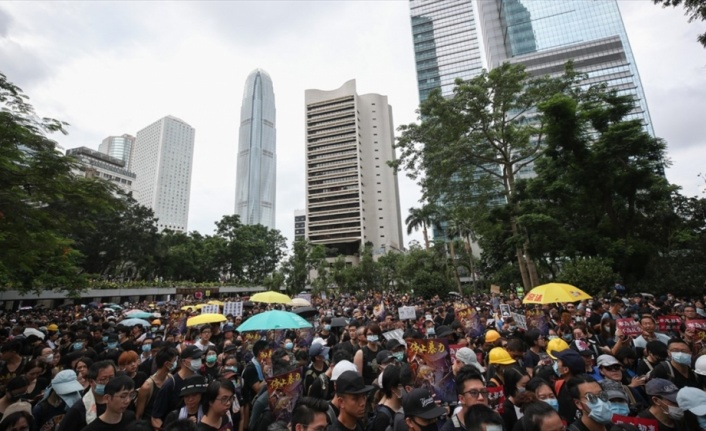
[181,305,196,311]
[194,304,207,310]
[250,291,293,305]
[187,313,227,327]
[208,300,225,307]
[522,283,592,304]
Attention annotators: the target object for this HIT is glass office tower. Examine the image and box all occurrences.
[235,69,277,230]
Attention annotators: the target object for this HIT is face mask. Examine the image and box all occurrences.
[516,386,526,394]
[427,328,435,336]
[59,392,81,408]
[604,325,611,332]
[142,344,152,353]
[42,354,54,364]
[206,355,217,364]
[102,336,108,343]
[94,384,106,396]
[324,325,331,331]
[544,398,559,411]
[393,352,405,362]
[610,402,630,417]
[107,342,118,349]
[189,359,202,372]
[367,335,378,343]
[562,334,573,342]
[73,342,84,351]
[285,342,293,350]
[509,325,517,332]
[671,352,692,366]
[151,327,158,333]
[226,366,238,374]
[697,415,706,430]
[553,361,561,377]
[587,399,614,424]
[664,404,685,421]
[170,360,178,372]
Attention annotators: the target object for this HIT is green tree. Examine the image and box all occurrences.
[396,243,455,299]
[654,0,706,47]
[556,258,618,296]
[405,204,439,250]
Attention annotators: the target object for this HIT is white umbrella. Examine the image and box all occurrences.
[291,297,312,307]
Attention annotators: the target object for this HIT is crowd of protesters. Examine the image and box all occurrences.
[1,286,706,431]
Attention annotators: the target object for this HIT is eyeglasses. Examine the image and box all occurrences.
[117,391,137,401]
[602,364,623,372]
[462,389,489,399]
[584,392,609,404]
[217,395,236,405]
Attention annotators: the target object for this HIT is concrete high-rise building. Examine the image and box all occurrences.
[132,116,195,232]
[67,146,136,194]
[477,0,653,135]
[235,69,276,229]
[305,80,403,262]
[294,209,306,242]
[98,134,136,170]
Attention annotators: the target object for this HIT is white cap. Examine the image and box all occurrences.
[455,347,485,373]
[694,355,706,376]
[332,360,358,381]
[596,354,620,368]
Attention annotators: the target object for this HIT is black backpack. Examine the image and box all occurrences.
[366,405,395,431]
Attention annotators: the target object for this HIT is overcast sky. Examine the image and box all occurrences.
[1,1,704,248]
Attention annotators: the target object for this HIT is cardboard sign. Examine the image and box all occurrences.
[686,319,706,343]
[616,318,642,336]
[398,306,417,320]
[223,302,243,317]
[200,304,219,314]
[657,315,681,333]
[611,414,659,431]
[486,385,505,413]
[499,304,511,316]
[512,313,527,330]
[406,339,455,404]
[490,285,501,294]
[383,329,404,343]
[267,367,303,424]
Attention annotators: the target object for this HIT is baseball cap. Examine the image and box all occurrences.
[386,339,405,351]
[646,378,680,403]
[435,325,453,338]
[376,350,395,365]
[677,387,706,416]
[551,349,584,375]
[455,347,485,373]
[403,387,447,419]
[335,371,374,395]
[223,324,234,332]
[180,375,208,396]
[332,360,358,381]
[599,379,628,402]
[180,345,203,360]
[51,370,84,395]
[485,330,501,343]
[309,342,330,359]
[596,354,620,368]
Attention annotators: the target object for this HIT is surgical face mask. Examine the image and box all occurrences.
[393,351,405,362]
[102,336,108,343]
[543,398,559,411]
[413,420,438,431]
[586,398,614,424]
[671,352,692,366]
[189,359,202,372]
[59,392,81,408]
[285,342,293,350]
[367,335,378,343]
[697,415,706,429]
[562,334,573,342]
[427,328,435,336]
[142,344,152,353]
[73,342,84,351]
[107,342,118,350]
[664,404,684,421]
[516,386,526,394]
[552,361,561,377]
[170,360,178,372]
[604,325,611,332]
[324,325,331,331]
[226,366,238,374]
[610,401,630,417]
[206,355,217,364]
[509,325,517,332]
[41,354,54,364]
[151,327,158,333]
[94,384,106,396]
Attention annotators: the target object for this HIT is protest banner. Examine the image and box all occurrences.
[406,338,456,403]
[490,285,501,294]
[686,319,706,350]
[657,315,681,333]
[200,304,219,314]
[499,304,511,316]
[398,306,416,320]
[616,318,642,336]
[512,313,527,330]
[486,386,505,413]
[267,367,303,424]
[611,414,659,431]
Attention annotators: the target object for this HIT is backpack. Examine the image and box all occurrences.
[366,405,395,431]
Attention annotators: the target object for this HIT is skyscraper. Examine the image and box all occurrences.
[67,146,136,194]
[235,69,277,229]
[132,115,195,232]
[477,0,653,135]
[98,134,136,170]
[305,80,403,261]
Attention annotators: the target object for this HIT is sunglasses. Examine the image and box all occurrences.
[602,364,623,371]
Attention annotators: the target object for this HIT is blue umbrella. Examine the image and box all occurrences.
[236,310,312,332]
[124,311,153,319]
[120,318,151,327]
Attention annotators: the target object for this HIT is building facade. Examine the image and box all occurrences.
[305,80,403,262]
[67,146,136,194]
[98,134,136,170]
[235,69,277,229]
[294,209,306,241]
[132,116,195,232]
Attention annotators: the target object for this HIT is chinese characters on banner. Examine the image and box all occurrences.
[200,304,219,314]
[223,302,243,317]
[616,318,643,337]
[486,386,505,413]
[266,367,303,424]
[611,414,658,431]
[657,315,681,334]
[455,308,483,338]
[398,306,416,320]
[686,319,706,352]
[406,338,456,404]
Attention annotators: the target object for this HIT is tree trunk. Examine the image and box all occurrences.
[465,234,477,292]
[448,241,462,294]
[423,224,430,250]
[524,239,540,287]
[510,216,531,290]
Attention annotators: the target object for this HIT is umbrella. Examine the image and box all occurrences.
[106,304,123,310]
[331,317,348,328]
[181,305,196,311]
[237,310,312,331]
[243,301,255,308]
[24,328,45,340]
[291,297,312,307]
[292,306,318,319]
[187,313,227,327]
[250,291,293,305]
[522,283,592,304]
[124,311,153,319]
[208,300,225,306]
[120,318,151,327]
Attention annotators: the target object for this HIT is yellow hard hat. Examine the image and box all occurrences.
[488,347,516,365]
[547,338,570,359]
[152,319,161,326]
[47,324,59,332]
[485,330,501,343]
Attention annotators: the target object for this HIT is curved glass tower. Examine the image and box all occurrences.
[235,69,276,229]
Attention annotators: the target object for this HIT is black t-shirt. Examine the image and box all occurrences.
[32,398,68,431]
[361,345,380,385]
[369,405,396,431]
[331,420,364,431]
[80,411,136,431]
[151,373,186,421]
[242,362,262,405]
[523,349,541,371]
[650,361,700,389]
[637,408,685,431]
[439,414,464,431]
[557,380,579,424]
[57,400,107,431]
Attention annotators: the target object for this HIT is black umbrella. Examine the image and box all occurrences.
[331,317,348,328]
[292,307,318,319]
[243,301,255,308]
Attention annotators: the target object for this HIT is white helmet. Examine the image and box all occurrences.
[694,354,706,376]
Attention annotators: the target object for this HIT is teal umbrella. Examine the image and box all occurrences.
[236,310,312,332]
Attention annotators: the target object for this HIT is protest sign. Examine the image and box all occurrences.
[407,338,455,403]
[398,306,416,320]
[512,313,527,330]
[267,367,303,424]
[499,304,511,316]
[200,304,219,314]
[383,329,404,343]
[223,302,243,317]
[611,414,659,431]
[657,315,681,333]
[486,386,505,413]
[686,319,706,347]
[616,318,642,336]
[490,285,501,294]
